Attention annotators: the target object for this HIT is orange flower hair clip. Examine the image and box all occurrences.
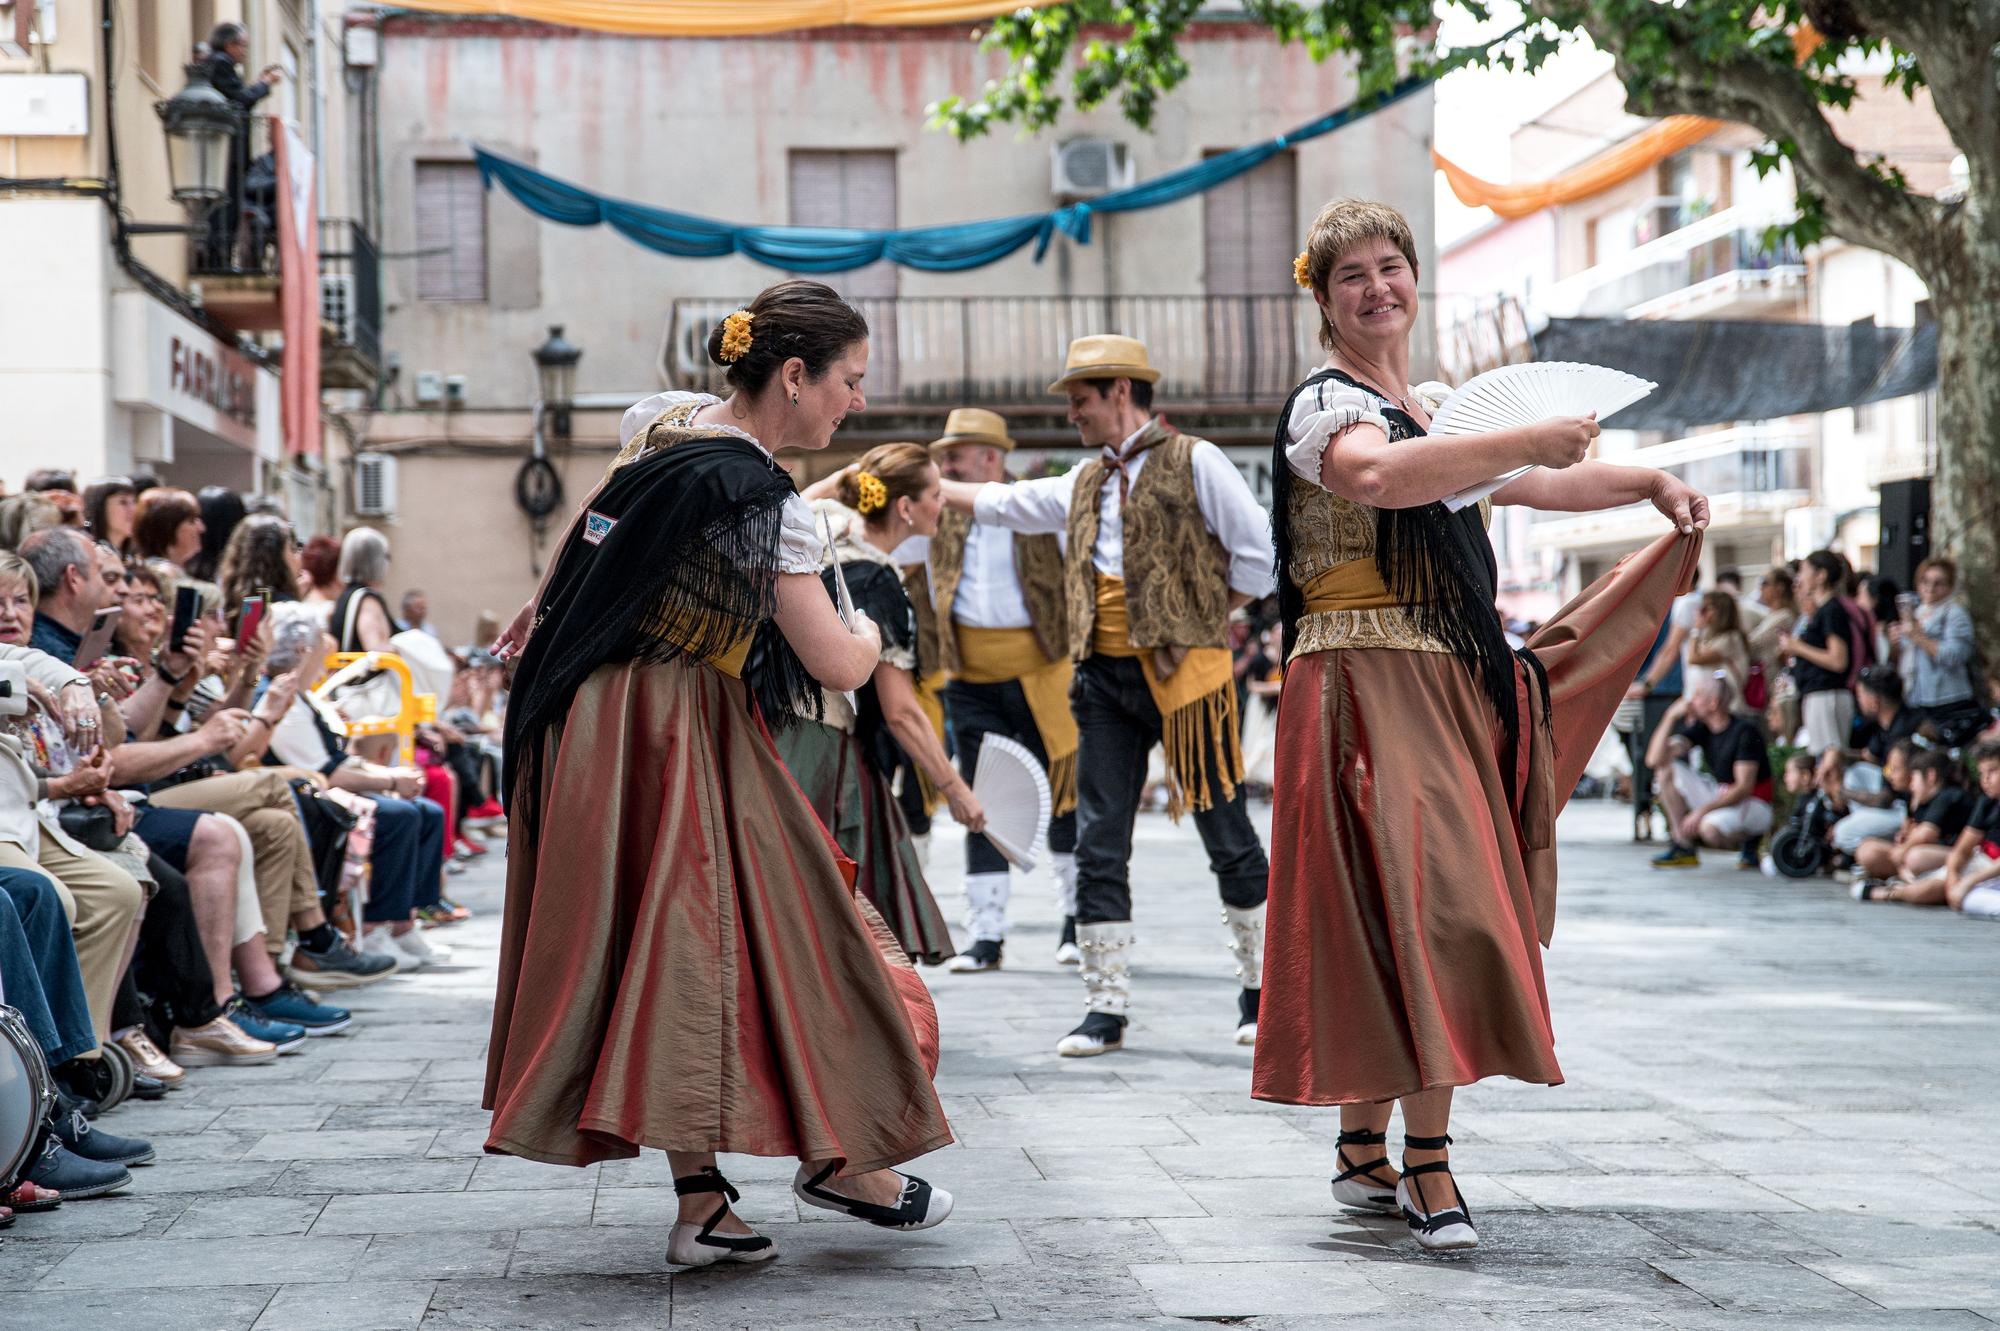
[854,472,888,515]
[1293,251,1313,290]
[719,310,754,363]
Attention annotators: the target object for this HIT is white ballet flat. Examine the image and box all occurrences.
[667,1166,778,1267]
[1397,1135,1478,1253]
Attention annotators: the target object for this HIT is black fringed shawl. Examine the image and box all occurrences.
[824,558,922,780]
[1271,368,1546,807]
[503,435,820,842]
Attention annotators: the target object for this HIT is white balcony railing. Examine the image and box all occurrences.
[1543,206,1806,321]
[1531,422,1813,551]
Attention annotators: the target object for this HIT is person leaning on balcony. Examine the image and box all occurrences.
[200,24,283,270]
[935,334,1278,1060]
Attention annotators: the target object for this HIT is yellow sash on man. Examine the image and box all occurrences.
[954,625,1079,816]
[1091,574,1240,820]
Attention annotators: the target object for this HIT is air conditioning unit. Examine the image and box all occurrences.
[1784,506,1835,561]
[444,374,468,408]
[353,454,398,519]
[321,273,355,344]
[1052,139,1134,200]
[413,371,444,405]
[666,303,733,380]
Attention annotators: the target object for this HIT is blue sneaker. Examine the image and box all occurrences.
[240,983,353,1037]
[223,997,307,1054]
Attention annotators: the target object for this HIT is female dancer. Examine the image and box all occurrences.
[485,281,954,1269]
[780,443,978,964]
[1255,200,1706,1252]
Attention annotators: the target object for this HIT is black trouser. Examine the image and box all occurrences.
[114,854,224,1048]
[1627,693,1677,815]
[947,676,1079,876]
[1071,653,1268,924]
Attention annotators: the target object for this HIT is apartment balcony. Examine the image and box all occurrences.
[665,295,1317,420]
[319,219,382,392]
[1530,424,1812,557]
[1545,207,1807,324]
[187,115,281,333]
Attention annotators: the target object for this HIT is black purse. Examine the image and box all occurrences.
[56,803,122,853]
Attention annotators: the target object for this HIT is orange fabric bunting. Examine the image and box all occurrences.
[1433,116,1724,220]
[387,0,1059,35]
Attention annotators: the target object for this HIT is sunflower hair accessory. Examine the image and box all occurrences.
[854,471,888,515]
[718,310,755,363]
[1293,250,1313,289]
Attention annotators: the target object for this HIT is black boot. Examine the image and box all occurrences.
[1235,988,1260,1046]
[1056,1011,1126,1058]
[945,938,1003,973]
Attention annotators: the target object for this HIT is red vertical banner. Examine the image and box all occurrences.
[275,118,321,458]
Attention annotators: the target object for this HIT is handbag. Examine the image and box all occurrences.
[56,803,122,853]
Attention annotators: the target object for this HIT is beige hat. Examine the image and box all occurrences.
[1047,334,1161,392]
[929,407,1014,453]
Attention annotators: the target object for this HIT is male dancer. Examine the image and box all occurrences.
[907,409,1080,973]
[939,337,1273,1056]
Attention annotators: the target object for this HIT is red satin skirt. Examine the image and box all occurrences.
[483,657,952,1170]
[1253,531,1699,1106]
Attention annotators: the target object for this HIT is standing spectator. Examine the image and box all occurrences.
[81,477,137,557]
[297,534,341,629]
[1889,557,1980,736]
[1647,674,1775,870]
[185,486,246,584]
[400,589,436,638]
[331,528,397,653]
[1685,591,1754,716]
[1748,565,1797,674]
[199,23,284,270]
[1780,550,1856,755]
[1622,615,1687,841]
[1857,574,1900,668]
[23,471,83,527]
[0,493,60,552]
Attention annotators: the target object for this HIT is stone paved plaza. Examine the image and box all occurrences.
[6,797,2000,1328]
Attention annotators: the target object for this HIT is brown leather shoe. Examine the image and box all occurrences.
[114,1029,186,1087]
[169,1015,278,1067]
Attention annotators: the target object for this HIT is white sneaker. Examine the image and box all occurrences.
[361,926,417,972]
[392,926,452,967]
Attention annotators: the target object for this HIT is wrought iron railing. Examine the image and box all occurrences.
[189,114,280,280]
[665,295,1320,407]
[320,218,382,370]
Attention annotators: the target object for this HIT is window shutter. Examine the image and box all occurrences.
[788,149,897,300]
[1203,151,1297,296]
[415,161,488,302]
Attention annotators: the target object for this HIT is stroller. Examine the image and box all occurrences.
[1767,787,1841,878]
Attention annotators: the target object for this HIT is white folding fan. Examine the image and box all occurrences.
[972,734,1052,872]
[1431,362,1658,512]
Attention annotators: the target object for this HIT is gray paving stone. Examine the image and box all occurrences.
[2,1285,277,1331]
[419,1274,672,1329]
[1743,1172,2000,1213]
[1797,1255,2000,1309]
[1363,1257,1718,1312]
[506,1225,669,1277]
[122,1160,287,1194]
[1008,1216,1181,1267]
[245,1129,442,1162]
[1653,1314,1997,1331]
[465,1154,598,1191]
[252,1279,437,1330]
[271,1159,475,1195]
[362,1230,517,1281]
[1491,1172,1803,1212]
[1764,1212,2000,1258]
[898,1175,1205,1222]
[1131,1260,1391,1316]
[165,1195,330,1238]
[39,1234,369,1288]
[315,1188,591,1236]
[0,1239,76,1291]
[1,1192,188,1240]
[593,1181,798,1228]
[1649,1258,1881,1312]
[1147,1215,1394,1263]
[1022,1145,1171,1182]
[677,1264,993,1328]
[1164,1111,1319,1145]
[207,1105,340,1134]
[314,1059,431,1083]
[1626,1211,1842,1259]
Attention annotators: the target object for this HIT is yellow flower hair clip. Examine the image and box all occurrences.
[1293,250,1313,290]
[718,310,755,363]
[854,471,888,515]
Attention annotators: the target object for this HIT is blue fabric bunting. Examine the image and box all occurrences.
[474,74,1431,274]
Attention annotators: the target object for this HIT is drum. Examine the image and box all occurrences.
[0,1004,53,1191]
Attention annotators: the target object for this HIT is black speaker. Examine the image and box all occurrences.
[1877,477,1930,589]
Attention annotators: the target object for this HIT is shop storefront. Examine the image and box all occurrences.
[111,290,282,491]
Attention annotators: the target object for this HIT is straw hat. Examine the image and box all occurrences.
[1047,334,1161,392]
[929,408,1014,453]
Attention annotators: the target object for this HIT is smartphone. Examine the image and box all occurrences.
[236,594,267,651]
[74,606,123,671]
[169,584,201,654]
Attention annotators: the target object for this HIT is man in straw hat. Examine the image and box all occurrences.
[938,336,1274,1057]
[903,409,1081,975]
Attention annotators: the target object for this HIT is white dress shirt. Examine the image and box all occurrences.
[973,425,1275,597]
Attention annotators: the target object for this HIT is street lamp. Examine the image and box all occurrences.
[155,61,239,209]
[532,325,582,440]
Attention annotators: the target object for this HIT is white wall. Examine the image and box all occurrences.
[0,198,116,485]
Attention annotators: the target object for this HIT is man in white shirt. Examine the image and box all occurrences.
[939,336,1276,1058]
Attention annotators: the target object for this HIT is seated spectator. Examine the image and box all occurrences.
[1779,550,1860,756]
[1816,741,1912,862]
[82,477,137,558]
[297,534,340,629]
[23,470,83,528]
[0,492,60,552]
[1685,591,1755,716]
[1853,749,1977,894]
[332,527,397,654]
[1866,741,2000,916]
[257,619,451,970]
[1781,750,1816,799]
[1889,557,1982,741]
[1825,666,1922,853]
[186,486,245,585]
[133,487,214,607]
[1647,673,1776,870]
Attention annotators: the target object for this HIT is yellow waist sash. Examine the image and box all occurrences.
[954,625,1079,817]
[1299,557,1400,614]
[708,632,752,678]
[1088,574,1240,819]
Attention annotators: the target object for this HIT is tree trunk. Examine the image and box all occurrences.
[1928,225,2000,651]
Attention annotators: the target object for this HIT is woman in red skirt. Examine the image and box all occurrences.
[486,282,954,1269]
[1254,201,1707,1252]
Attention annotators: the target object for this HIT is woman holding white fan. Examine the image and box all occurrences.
[1252,199,1708,1253]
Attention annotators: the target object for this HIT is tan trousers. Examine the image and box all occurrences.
[151,769,319,955]
[0,836,145,1047]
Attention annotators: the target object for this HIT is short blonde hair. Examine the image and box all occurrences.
[0,552,37,605]
[1297,199,1421,352]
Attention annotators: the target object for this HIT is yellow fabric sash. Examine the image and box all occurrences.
[708,632,753,679]
[955,626,1079,817]
[911,669,948,816]
[1091,575,1241,820]
[1299,558,1401,615]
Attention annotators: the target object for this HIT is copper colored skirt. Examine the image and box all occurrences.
[483,658,953,1171]
[775,719,956,965]
[1253,530,1700,1106]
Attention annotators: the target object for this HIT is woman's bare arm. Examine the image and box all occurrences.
[1319,418,1590,510]
[772,572,880,692]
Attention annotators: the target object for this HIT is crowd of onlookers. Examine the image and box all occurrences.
[1619,549,2000,923]
[0,469,509,1233]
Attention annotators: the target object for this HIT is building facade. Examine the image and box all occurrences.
[335,13,1434,641]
